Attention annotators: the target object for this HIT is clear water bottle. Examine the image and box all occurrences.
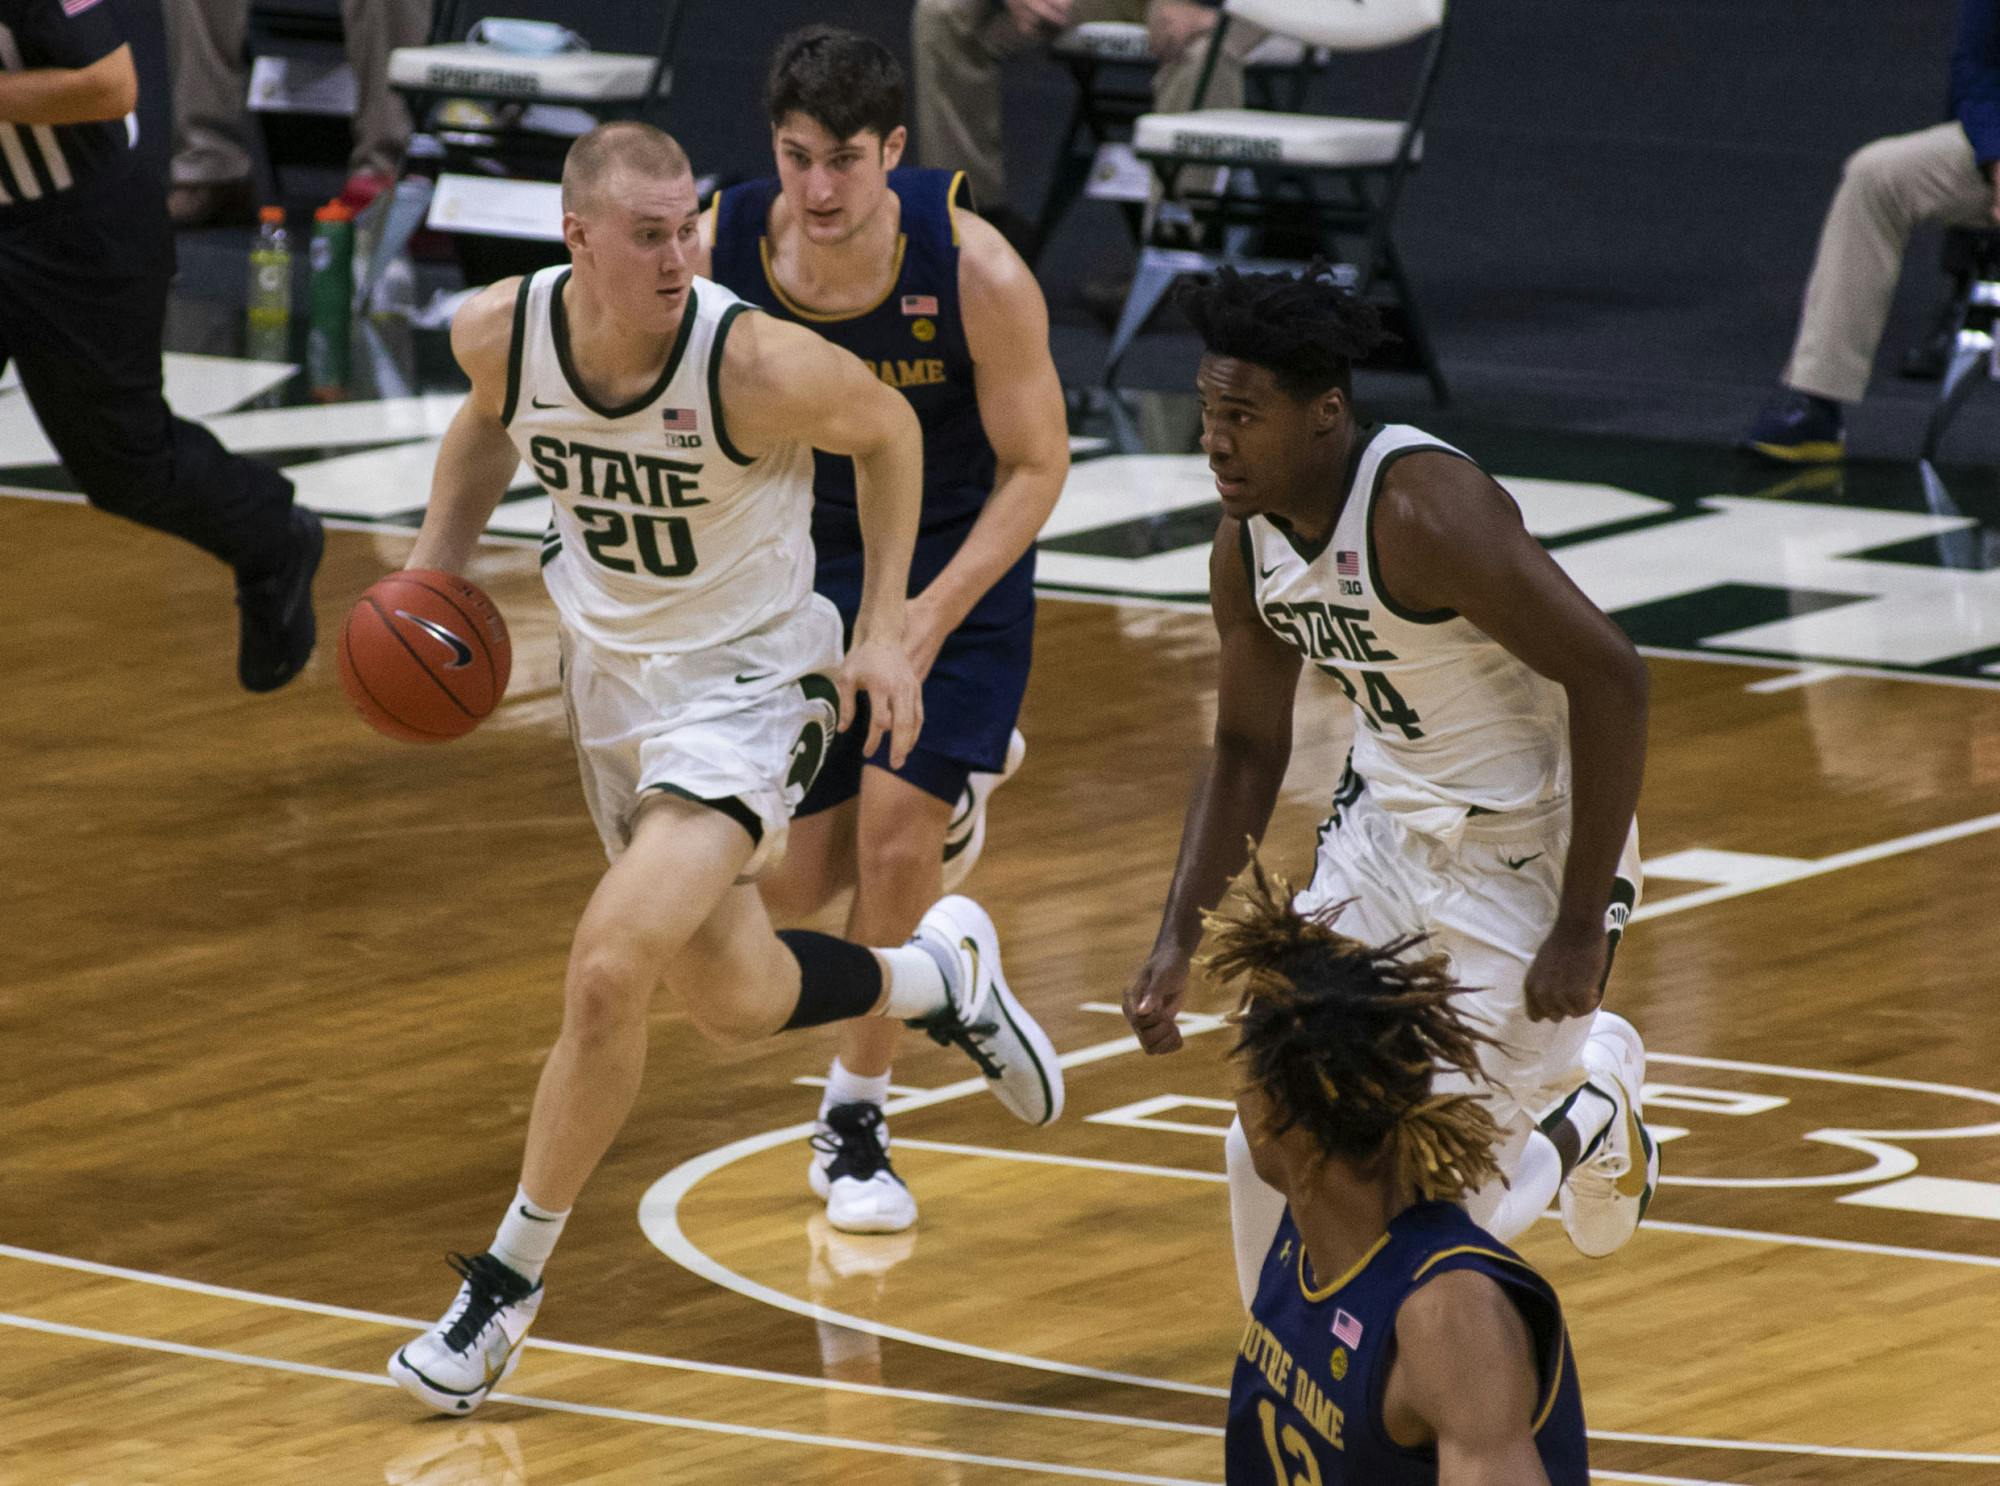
[246,206,291,331]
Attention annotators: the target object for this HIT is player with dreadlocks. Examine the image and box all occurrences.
[1122,264,1659,1306]
[1217,862,1588,1485]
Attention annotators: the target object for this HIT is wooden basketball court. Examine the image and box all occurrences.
[5,468,2000,1484]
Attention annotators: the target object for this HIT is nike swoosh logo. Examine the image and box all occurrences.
[396,610,474,669]
[735,670,775,685]
[1502,852,1544,871]
[530,396,565,410]
[517,1205,556,1223]
[1258,562,1283,579]
[960,936,982,1009]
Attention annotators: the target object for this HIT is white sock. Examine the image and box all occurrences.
[1469,1130,1563,1245]
[821,1057,893,1115]
[489,1185,569,1284]
[877,942,950,1020]
[1562,1084,1619,1159]
[1226,1117,1288,1310]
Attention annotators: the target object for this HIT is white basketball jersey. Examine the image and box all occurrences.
[505,268,817,654]
[1245,423,1570,826]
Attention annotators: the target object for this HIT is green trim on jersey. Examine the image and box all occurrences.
[500,275,534,427]
[550,269,700,421]
[708,302,755,466]
[1365,442,1466,626]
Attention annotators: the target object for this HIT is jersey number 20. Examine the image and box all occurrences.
[578,509,698,578]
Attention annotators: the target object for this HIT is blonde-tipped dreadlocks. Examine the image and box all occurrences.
[1206,857,1505,1203]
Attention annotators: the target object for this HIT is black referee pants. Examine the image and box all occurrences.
[0,174,294,574]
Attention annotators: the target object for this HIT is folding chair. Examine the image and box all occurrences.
[384,0,683,268]
[244,0,357,194]
[1033,21,1321,263]
[1920,227,2000,461]
[1101,0,1451,402]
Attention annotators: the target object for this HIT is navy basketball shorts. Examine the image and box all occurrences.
[798,606,1033,816]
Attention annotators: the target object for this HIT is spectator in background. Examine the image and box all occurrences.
[164,0,430,228]
[1742,0,2000,463]
[912,0,1257,252]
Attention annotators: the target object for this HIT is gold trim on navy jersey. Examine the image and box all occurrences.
[758,232,909,323]
[1298,1231,1391,1302]
[1410,1243,1568,1433]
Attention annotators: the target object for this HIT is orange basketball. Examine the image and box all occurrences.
[337,569,512,742]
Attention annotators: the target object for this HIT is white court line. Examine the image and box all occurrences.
[1631,808,2000,924]
[0,1243,1216,1438]
[896,1138,1225,1184]
[639,1025,1239,1402]
[876,1141,2000,1277]
[0,1313,1219,1486]
[1742,664,1849,694]
[1591,1427,2000,1466]
[1593,1474,1739,1486]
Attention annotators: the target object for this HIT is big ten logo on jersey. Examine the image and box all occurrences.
[528,437,706,579]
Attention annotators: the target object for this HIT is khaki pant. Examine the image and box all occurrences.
[166,0,432,186]
[1785,121,1997,405]
[912,0,1261,210]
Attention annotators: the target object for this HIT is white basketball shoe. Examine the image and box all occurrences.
[941,730,1026,892]
[388,1252,542,1414]
[906,894,1064,1125]
[1559,1011,1660,1258]
[807,1100,919,1234]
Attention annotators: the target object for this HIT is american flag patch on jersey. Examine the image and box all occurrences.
[1335,550,1360,576]
[63,0,105,15]
[901,294,939,316]
[661,407,697,432]
[1331,1309,1364,1347]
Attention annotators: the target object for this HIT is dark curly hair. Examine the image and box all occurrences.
[766,25,904,143]
[1174,263,1388,400]
[1209,857,1504,1202]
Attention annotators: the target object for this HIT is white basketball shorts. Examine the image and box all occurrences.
[558,594,844,878]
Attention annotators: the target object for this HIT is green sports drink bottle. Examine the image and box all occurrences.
[307,200,355,400]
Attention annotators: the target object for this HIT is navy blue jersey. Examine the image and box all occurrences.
[708,168,1031,632]
[1226,1203,1588,1486]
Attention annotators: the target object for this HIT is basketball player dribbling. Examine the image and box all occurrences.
[701,27,1069,1236]
[1122,266,1660,1306]
[384,122,1063,1416]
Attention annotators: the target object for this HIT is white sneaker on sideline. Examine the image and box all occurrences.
[907,894,1064,1125]
[388,1252,542,1414]
[806,1100,919,1234]
[941,730,1027,892]
[1559,1011,1659,1258]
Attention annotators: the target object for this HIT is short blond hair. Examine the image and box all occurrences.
[561,121,692,216]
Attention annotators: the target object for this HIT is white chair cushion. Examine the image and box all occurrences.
[1133,108,1418,168]
[1051,21,1153,63]
[387,43,660,102]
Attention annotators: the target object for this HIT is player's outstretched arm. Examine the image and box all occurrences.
[1124,518,1302,1055]
[722,312,925,766]
[1373,456,1648,1022]
[406,280,527,575]
[1385,1269,1556,1486]
[907,211,1070,676]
